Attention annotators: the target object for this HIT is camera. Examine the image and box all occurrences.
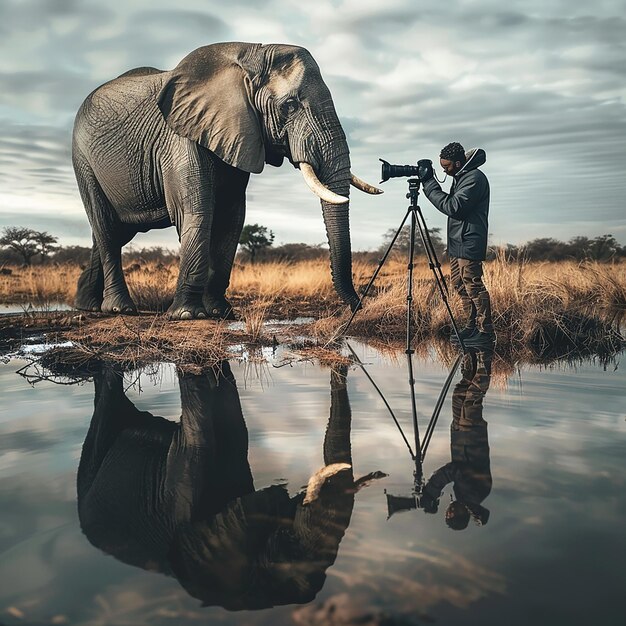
[385,487,439,518]
[379,159,419,182]
[380,158,433,184]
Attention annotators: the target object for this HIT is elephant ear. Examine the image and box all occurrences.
[157,45,265,174]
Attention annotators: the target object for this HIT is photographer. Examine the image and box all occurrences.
[418,143,494,346]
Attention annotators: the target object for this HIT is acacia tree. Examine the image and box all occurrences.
[239,223,275,263]
[0,227,58,265]
[378,225,445,258]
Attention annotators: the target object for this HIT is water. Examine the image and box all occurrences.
[0,302,72,315]
[0,345,624,625]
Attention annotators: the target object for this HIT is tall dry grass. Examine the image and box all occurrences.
[0,264,81,305]
[311,253,625,357]
[1,258,624,351]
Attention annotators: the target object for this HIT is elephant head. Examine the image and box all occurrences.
[77,362,360,609]
[157,43,381,310]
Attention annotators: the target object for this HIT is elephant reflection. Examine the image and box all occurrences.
[420,349,493,530]
[77,362,357,609]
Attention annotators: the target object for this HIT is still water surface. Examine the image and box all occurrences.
[0,344,624,625]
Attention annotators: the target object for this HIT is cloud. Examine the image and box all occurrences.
[0,0,624,250]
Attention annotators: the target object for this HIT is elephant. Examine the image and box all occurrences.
[72,42,382,319]
[77,361,369,609]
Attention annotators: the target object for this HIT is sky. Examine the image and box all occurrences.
[1,0,625,251]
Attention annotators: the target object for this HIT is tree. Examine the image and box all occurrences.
[239,223,275,263]
[586,234,621,261]
[378,225,445,259]
[33,230,58,260]
[0,227,58,265]
[520,237,569,261]
[52,245,92,265]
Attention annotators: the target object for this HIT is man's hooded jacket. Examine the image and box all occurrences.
[423,148,489,261]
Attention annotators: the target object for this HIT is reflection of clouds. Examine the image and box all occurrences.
[0,349,624,622]
[329,533,506,611]
[0,430,61,454]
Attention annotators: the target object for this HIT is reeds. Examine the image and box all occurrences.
[310,253,625,358]
[1,257,624,363]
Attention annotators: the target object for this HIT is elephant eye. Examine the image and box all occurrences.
[281,97,300,116]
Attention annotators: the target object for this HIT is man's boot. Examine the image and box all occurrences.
[463,328,496,347]
[451,325,478,344]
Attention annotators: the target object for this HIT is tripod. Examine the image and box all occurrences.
[342,178,465,348]
[340,177,467,478]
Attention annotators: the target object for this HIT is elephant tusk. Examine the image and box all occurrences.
[300,163,349,205]
[350,173,384,195]
[303,463,352,504]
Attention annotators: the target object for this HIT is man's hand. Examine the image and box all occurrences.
[417,159,434,182]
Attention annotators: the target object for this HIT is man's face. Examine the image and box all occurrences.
[440,158,463,176]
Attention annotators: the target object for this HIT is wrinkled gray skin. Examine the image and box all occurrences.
[77,362,355,609]
[72,42,360,319]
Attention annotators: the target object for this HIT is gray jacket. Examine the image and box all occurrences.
[423,148,489,261]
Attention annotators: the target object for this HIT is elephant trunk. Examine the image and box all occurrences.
[290,103,359,309]
[319,161,360,310]
[322,198,358,309]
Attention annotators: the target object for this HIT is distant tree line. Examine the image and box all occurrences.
[0,227,180,267]
[489,234,625,262]
[0,225,624,267]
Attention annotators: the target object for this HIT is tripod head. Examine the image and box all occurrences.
[406,178,421,206]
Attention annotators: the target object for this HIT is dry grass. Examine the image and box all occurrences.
[1,256,624,365]
[238,297,274,342]
[309,253,625,359]
[5,313,279,374]
[0,264,81,305]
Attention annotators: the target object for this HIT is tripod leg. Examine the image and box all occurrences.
[406,212,421,464]
[407,345,421,467]
[406,210,416,352]
[413,207,467,352]
[415,207,449,294]
[421,353,463,460]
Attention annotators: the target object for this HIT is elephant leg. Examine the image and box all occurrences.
[74,152,137,314]
[78,366,147,499]
[75,236,104,312]
[164,147,218,320]
[167,211,212,320]
[169,364,254,517]
[204,165,250,319]
[75,226,138,312]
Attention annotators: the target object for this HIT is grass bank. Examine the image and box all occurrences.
[1,255,624,366]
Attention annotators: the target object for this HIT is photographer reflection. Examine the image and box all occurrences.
[420,348,493,530]
[77,362,358,609]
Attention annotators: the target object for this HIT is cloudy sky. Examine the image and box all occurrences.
[1,0,625,251]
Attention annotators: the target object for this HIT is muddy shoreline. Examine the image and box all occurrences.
[1,302,623,378]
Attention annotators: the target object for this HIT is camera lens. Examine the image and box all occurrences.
[380,159,420,182]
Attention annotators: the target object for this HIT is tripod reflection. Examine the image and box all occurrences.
[386,349,493,529]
